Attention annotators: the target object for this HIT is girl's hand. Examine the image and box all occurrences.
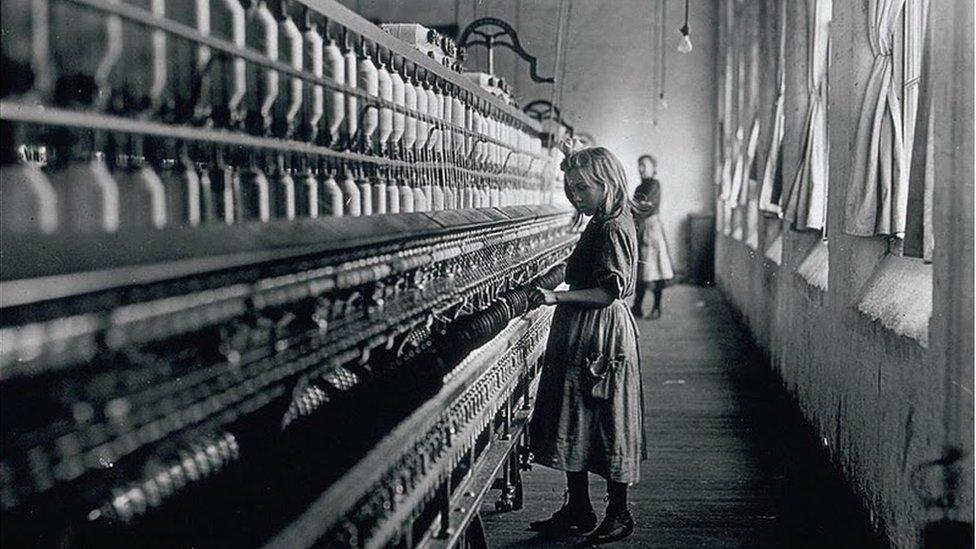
[530,287,558,307]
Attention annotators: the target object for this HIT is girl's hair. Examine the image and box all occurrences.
[560,147,651,223]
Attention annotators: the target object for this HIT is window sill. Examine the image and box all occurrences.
[796,239,829,292]
[854,254,932,347]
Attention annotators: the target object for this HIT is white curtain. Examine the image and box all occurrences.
[719,136,737,236]
[784,0,832,232]
[736,119,761,243]
[842,0,909,236]
[728,6,749,241]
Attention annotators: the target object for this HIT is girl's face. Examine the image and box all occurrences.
[565,170,604,216]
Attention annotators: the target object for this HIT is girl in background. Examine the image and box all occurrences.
[528,144,647,544]
[632,154,674,319]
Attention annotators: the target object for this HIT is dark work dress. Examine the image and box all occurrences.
[528,210,647,483]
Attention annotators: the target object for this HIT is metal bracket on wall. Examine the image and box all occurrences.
[458,17,554,83]
[522,99,574,146]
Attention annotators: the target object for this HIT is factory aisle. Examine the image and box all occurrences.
[480,285,888,548]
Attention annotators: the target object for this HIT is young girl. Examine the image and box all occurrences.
[528,146,646,544]
[632,154,674,319]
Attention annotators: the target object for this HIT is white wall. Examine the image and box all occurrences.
[342,0,718,272]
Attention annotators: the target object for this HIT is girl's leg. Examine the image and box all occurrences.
[528,471,596,533]
[650,280,665,319]
[632,280,647,318]
[606,480,628,512]
[587,481,635,543]
[567,471,592,510]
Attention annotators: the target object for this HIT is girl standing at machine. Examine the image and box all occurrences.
[528,143,646,544]
[632,154,674,319]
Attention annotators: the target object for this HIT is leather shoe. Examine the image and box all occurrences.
[586,507,634,544]
[528,504,597,535]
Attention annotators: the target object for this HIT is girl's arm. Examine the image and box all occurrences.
[634,191,657,217]
[531,218,630,310]
[530,286,615,308]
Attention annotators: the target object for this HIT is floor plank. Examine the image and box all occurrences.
[479,285,888,548]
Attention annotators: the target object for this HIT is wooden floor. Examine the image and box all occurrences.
[480,285,888,548]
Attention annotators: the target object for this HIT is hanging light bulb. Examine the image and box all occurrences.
[676,0,693,53]
[677,30,693,53]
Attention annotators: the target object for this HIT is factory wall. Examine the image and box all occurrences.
[714,1,974,548]
[342,0,718,274]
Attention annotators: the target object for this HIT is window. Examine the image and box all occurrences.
[717,0,765,243]
[783,0,831,233]
[900,0,933,260]
[758,0,787,217]
[841,0,932,261]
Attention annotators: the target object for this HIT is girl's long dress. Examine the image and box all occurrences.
[635,178,675,282]
[637,214,675,282]
[529,210,647,483]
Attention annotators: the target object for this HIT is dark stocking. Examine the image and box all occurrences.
[651,280,665,313]
[632,280,648,316]
[607,481,629,513]
[567,471,591,510]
